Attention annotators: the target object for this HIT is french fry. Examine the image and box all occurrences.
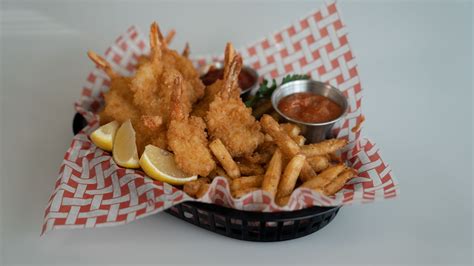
[261,115,315,181]
[196,183,210,198]
[209,138,241,179]
[230,175,263,191]
[238,162,265,176]
[232,187,259,198]
[183,178,209,197]
[323,168,357,195]
[300,164,346,190]
[328,152,342,163]
[183,180,201,197]
[214,166,228,178]
[280,123,301,138]
[275,154,306,201]
[318,163,346,179]
[261,115,300,155]
[307,155,330,172]
[275,195,290,206]
[243,146,275,165]
[300,176,327,190]
[294,135,306,146]
[280,123,306,146]
[301,138,348,157]
[261,149,283,197]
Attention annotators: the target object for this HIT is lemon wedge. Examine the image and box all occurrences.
[112,119,140,168]
[90,120,120,151]
[139,145,197,185]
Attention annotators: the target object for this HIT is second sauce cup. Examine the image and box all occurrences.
[271,80,348,143]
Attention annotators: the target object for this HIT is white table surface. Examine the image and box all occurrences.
[1,1,472,265]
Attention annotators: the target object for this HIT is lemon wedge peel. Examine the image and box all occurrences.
[139,145,197,185]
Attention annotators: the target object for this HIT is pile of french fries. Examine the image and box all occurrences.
[184,114,357,206]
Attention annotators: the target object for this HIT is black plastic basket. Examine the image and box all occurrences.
[73,113,340,241]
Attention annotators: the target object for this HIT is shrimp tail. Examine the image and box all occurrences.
[152,22,168,49]
[150,22,162,62]
[170,74,186,121]
[87,50,118,78]
[223,42,235,78]
[222,54,242,100]
[164,29,176,45]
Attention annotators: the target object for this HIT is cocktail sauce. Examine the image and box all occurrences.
[277,92,343,123]
[200,67,255,90]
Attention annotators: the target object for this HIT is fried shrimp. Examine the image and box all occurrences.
[87,51,138,124]
[87,21,359,197]
[127,23,170,152]
[206,54,264,157]
[163,49,204,105]
[167,74,216,176]
[131,22,202,121]
[130,22,163,116]
[153,24,205,106]
[192,43,237,118]
[135,28,176,68]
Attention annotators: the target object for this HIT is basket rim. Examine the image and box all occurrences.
[181,201,340,221]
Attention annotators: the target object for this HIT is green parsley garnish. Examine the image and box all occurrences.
[245,74,309,107]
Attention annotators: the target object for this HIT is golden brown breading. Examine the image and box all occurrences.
[87,51,137,125]
[162,49,205,105]
[206,54,264,157]
[90,22,206,156]
[167,75,216,176]
[191,79,223,118]
[191,43,238,118]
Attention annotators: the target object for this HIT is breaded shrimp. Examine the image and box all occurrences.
[133,23,203,121]
[88,51,158,154]
[131,23,189,119]
[87,51,138,124]
[154,23,204,105]
[162,49,204,105]
[130,22,163,116]
[191,43,236,118]
[89,22,206,155]
[167,75,216,176]
[135,28,176,68]
[206,54,264,157]
[128,22,171,152]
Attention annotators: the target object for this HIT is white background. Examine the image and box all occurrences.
[0,0,472,265]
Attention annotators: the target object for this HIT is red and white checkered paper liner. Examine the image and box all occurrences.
[42,0,398,234]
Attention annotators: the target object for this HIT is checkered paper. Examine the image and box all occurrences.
[42,0,398,235]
